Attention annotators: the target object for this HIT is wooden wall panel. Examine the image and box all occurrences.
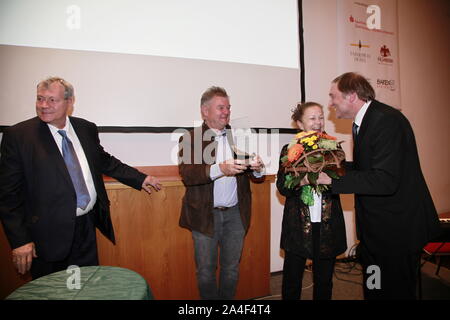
[0,224,32,299]
[0,166,273,300]
[97,183,199,299]
[98,177,272,300]
[235,180,271,299]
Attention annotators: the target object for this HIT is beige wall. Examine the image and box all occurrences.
[397,0,450,213]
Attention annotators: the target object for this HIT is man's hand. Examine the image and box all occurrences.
[249,155,264,173]
[219,159,248,176]
[12,242,37,275]
[317,172,332,185]
[142,175,162,194]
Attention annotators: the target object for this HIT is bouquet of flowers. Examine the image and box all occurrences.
[281,131,346,206]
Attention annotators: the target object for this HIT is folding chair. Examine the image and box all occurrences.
[417,241,450,299]
[423,242,450,276]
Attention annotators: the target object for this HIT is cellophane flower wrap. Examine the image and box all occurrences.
[281,131,346,206]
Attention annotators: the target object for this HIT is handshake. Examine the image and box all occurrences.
[219,154,264,177]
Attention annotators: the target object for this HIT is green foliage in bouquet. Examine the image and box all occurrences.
[281,131,346,206]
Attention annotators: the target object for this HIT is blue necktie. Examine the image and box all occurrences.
[58,130,91,210]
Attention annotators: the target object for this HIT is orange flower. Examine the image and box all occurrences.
[319,132,337,140]
[296,130,316,139]
[287,144,304,162]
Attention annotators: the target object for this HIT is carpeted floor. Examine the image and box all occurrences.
[257,256,450,300]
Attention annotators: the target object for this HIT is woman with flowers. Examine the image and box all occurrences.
[276,102,347,300]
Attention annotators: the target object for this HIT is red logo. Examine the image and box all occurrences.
[378,45,394,65]
[349,15,355,23]
[380,45,391,57]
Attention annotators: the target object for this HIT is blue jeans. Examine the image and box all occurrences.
[192,205,245,300]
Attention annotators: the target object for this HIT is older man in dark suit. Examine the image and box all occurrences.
[320,72,441,299]
[0,77,162,279]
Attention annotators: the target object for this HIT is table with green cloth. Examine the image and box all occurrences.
[6,266,153,300]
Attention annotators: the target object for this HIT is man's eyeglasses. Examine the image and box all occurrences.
[36,96,67,105]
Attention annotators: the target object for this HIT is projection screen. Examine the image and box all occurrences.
[0,0,301,129]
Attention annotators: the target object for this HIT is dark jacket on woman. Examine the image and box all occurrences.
[276,144,347,259]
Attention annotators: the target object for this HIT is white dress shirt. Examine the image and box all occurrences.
[353,100,372,134]
[209,130,239,208]
[47,117,97,216]
[309,192,322,223]
[209,129,264,208]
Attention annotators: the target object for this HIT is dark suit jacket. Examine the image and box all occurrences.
[331,100,441,255]
[0,116,146,262]
[178,122,257,237]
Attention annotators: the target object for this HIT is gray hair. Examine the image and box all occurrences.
[200,86,228,106]
[37,77,74,99]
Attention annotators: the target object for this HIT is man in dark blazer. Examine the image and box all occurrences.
[0,77,162,279]
[321,72,441,299]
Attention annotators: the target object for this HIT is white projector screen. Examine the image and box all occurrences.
[0,0,301,128]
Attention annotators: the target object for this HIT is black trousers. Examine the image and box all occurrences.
[30,211,99,280]
[282,222,336,300]
[359,243,421,300]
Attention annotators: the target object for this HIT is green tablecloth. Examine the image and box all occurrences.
[6,266,153,300]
